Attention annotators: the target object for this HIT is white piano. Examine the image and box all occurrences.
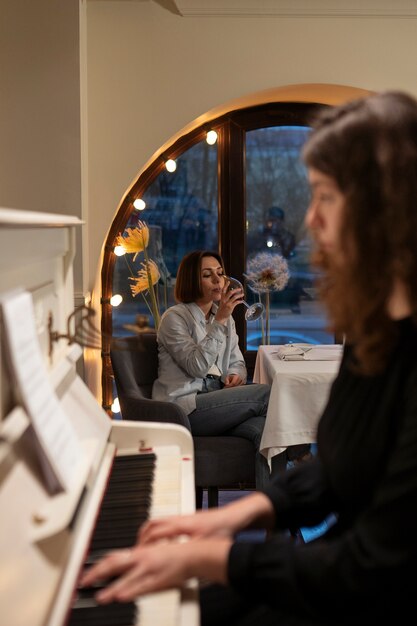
[0,208,199,626]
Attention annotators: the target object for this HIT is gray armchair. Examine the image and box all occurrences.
[110,333,255,507]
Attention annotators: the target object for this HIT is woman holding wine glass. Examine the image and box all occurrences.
[152,249,271,489]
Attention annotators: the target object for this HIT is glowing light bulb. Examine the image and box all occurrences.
[110,294,123,307]
[114,245,126,256]
[165,159,177,172]
[206,130,218,145]
[133,198,146,211]
[111,397,120,413]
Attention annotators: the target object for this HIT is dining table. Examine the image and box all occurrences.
[253,344,342,464]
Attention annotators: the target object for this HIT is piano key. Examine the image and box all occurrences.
[98,491,152,505]
[68,599,137,626]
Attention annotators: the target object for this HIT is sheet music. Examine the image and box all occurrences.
[0,289,83,492]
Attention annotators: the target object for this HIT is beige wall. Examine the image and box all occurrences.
[85,1,417,293]
[0,0,83,295]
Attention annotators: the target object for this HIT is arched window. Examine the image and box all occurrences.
[101,101,333,411]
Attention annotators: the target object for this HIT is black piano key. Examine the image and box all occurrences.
[85,550,110,565]
[114,452,156,460]
[105,476,154,488]
[89,528,141,545]
[108,468,154,477]
[91,523,146,538]
[113,454,156,469]
[90,523,146,541]
[92,514,148,530]
[101,486,153,499]
[105,480,153,492]
[76,583,109,598]
[99,489,152,503]
[112,459,155,470]
[68,600,137,626]
[97,498,151,510]
[90,533,140,547]
[93,508,149,523]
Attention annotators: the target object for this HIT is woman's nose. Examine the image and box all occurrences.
[305,202,317,230]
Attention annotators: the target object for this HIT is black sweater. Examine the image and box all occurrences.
[229,318,417,625]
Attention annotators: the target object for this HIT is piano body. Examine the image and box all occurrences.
[0,208,199,626]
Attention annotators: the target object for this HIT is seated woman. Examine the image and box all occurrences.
[152,249,271,489]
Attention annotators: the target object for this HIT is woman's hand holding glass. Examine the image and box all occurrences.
[214,277,245,324]
[224,276,264,322]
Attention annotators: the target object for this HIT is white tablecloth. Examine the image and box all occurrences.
[253,345,341,462]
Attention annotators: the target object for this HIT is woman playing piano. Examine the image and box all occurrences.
[81,90,417,625]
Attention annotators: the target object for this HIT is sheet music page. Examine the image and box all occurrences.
[0,289,83,492]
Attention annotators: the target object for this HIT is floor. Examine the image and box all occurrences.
[201,488,253,510]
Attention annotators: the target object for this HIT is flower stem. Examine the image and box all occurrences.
[141,293,154,318]
[266,291,270,345]
[260,293,265,345]
[123,254,135,278]
[163,276,168,310]
[143,245,160,329]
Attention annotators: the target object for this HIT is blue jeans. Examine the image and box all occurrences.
[189,382,271,490]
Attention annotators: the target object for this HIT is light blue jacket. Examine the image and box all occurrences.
[152,302,247,414]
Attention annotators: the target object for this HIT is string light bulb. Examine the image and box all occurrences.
[110,294,123,307]
[206,130,218,145]
[114,245,126,256]
[133,198,146,211]
[165,158,177,173]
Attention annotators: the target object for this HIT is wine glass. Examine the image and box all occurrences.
[225,276,264,321]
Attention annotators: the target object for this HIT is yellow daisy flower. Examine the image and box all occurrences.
[116,222,149,260]
[129,259,160,296]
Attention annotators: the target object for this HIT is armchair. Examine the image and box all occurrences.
[110,333,256,507]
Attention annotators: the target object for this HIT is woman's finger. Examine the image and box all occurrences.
[94,561,148,603]
[79,548,133,587]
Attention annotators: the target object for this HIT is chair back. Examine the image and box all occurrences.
[111,333,158,400]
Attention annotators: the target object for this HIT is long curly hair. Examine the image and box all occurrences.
[303,91,417,374]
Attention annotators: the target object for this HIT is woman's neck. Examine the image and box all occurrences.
[197,300,213,319]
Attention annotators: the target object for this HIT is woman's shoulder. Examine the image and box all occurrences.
[160,303,201,328]
[160,303,185,325]
[161,302,193,319]
[162,303,185,315]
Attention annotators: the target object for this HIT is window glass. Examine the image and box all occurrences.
[245,126,333,349]
[112,140,218,336]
